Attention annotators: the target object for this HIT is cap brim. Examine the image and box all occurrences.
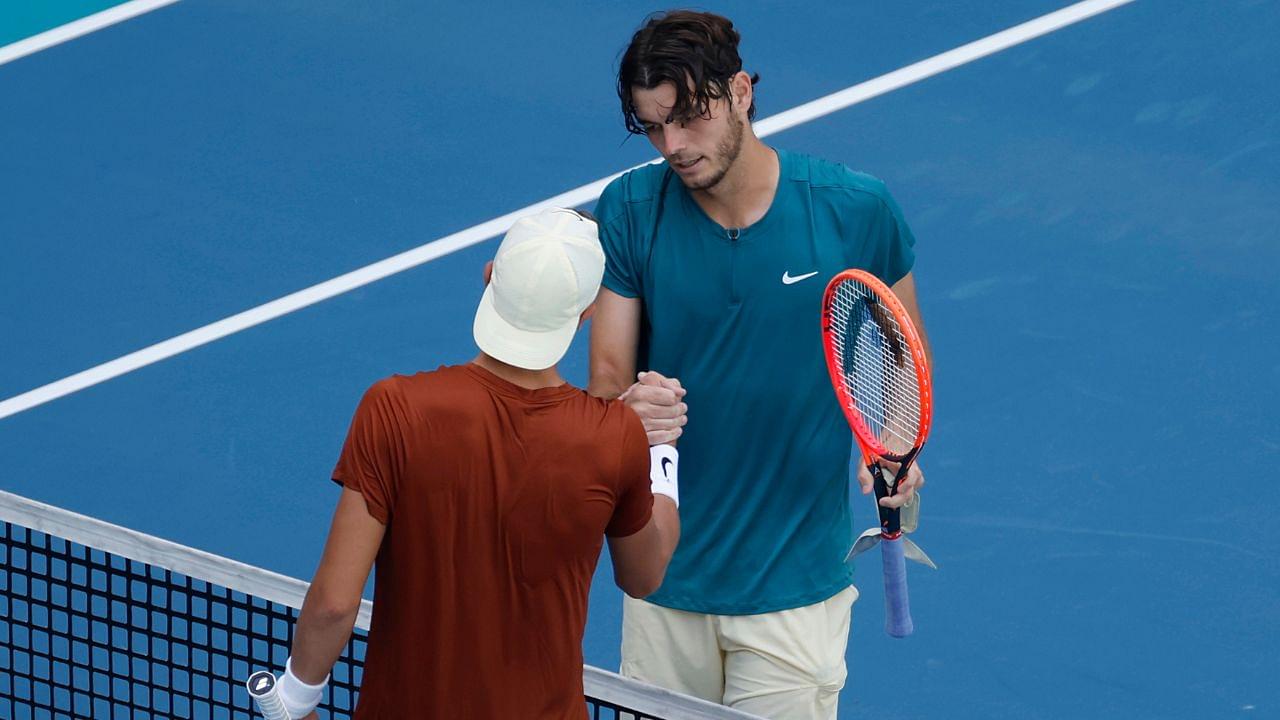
[473,284,578,370]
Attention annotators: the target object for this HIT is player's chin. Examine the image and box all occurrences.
[678,174,710,191]
[678,165,723,191]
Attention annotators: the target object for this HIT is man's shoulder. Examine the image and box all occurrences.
[784,150,892,205]
[361,365,468,402]
[597,162,670,223]
[568,390,640,425]
[599,398,649,463]
[560,391,647,441]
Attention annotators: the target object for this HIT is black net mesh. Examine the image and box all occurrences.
[1,501,753,720]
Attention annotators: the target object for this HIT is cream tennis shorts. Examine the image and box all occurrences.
[621,585,858,719]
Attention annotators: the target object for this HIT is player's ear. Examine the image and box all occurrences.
[731,71,752,116]
[482,260,494,286]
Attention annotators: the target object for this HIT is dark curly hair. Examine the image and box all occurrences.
[617,10,760,136]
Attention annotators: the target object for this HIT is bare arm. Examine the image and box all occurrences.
[290,488,385,684]
[590,288,687,444]
[890,272,933,371]
[607,496,680,598]
[854,271,931,507]
[589,287,641,400]
[592,287,683,594]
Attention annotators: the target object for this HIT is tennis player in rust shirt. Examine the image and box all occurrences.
[261,208,686,719]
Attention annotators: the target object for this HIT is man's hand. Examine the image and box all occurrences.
[855,460,925,509]
[618,371,687,445]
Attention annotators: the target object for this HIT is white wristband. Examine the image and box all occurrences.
[649,445,679,507]
[279,657,328,719]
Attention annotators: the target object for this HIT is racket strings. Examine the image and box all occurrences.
[829,279,922,456]
[840,320,918,450]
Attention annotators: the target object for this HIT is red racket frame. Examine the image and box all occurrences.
[821,269,933,463]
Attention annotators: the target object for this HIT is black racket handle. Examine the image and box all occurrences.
[871,464,902,535]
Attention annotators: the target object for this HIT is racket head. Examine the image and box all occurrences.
[822,269,932,461]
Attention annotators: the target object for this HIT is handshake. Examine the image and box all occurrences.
[618,371,687,447]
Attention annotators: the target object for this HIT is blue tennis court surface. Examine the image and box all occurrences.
[2,2,1277,718]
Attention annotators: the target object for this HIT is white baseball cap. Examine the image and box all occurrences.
[473,207,605,370]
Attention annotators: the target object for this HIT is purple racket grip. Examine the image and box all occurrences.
[881,534,914,638]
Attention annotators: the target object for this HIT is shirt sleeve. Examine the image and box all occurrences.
[869,184,917,287]
[330,379,408,524]
[605,407,654,538]
[594,178,642,299]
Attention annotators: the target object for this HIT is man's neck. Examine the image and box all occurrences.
[690,136,779,230]
[471,353,565,390]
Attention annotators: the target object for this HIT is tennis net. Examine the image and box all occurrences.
[0,489,757,719]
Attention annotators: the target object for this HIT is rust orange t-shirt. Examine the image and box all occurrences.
[330,363,652,719]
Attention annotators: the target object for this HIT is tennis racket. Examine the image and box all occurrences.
[821,269,934,638]
[246,671,291,720]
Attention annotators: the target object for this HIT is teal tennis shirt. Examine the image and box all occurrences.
[594,148,917,614]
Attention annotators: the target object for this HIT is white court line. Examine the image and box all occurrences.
[752,0,1135,137]
[0,0,181,67]
[0,0,1135,421]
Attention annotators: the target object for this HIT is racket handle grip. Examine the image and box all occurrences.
[881,535,914,638]
[870,464,902,535]
[246,671,292,720]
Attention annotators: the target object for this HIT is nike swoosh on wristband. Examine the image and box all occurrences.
[782,270,820,285]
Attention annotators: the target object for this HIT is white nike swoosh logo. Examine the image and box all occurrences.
[782,270,819,285]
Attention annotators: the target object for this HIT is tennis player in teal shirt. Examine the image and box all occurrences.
[589,11,932,719]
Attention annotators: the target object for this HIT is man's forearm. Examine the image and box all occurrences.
[587,288,642,399]
[588,362,632,399]
[651,496,681,564]
[890,272,932,370]
[289,597,361,684]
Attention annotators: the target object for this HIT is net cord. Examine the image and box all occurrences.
[0,488,761,720]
